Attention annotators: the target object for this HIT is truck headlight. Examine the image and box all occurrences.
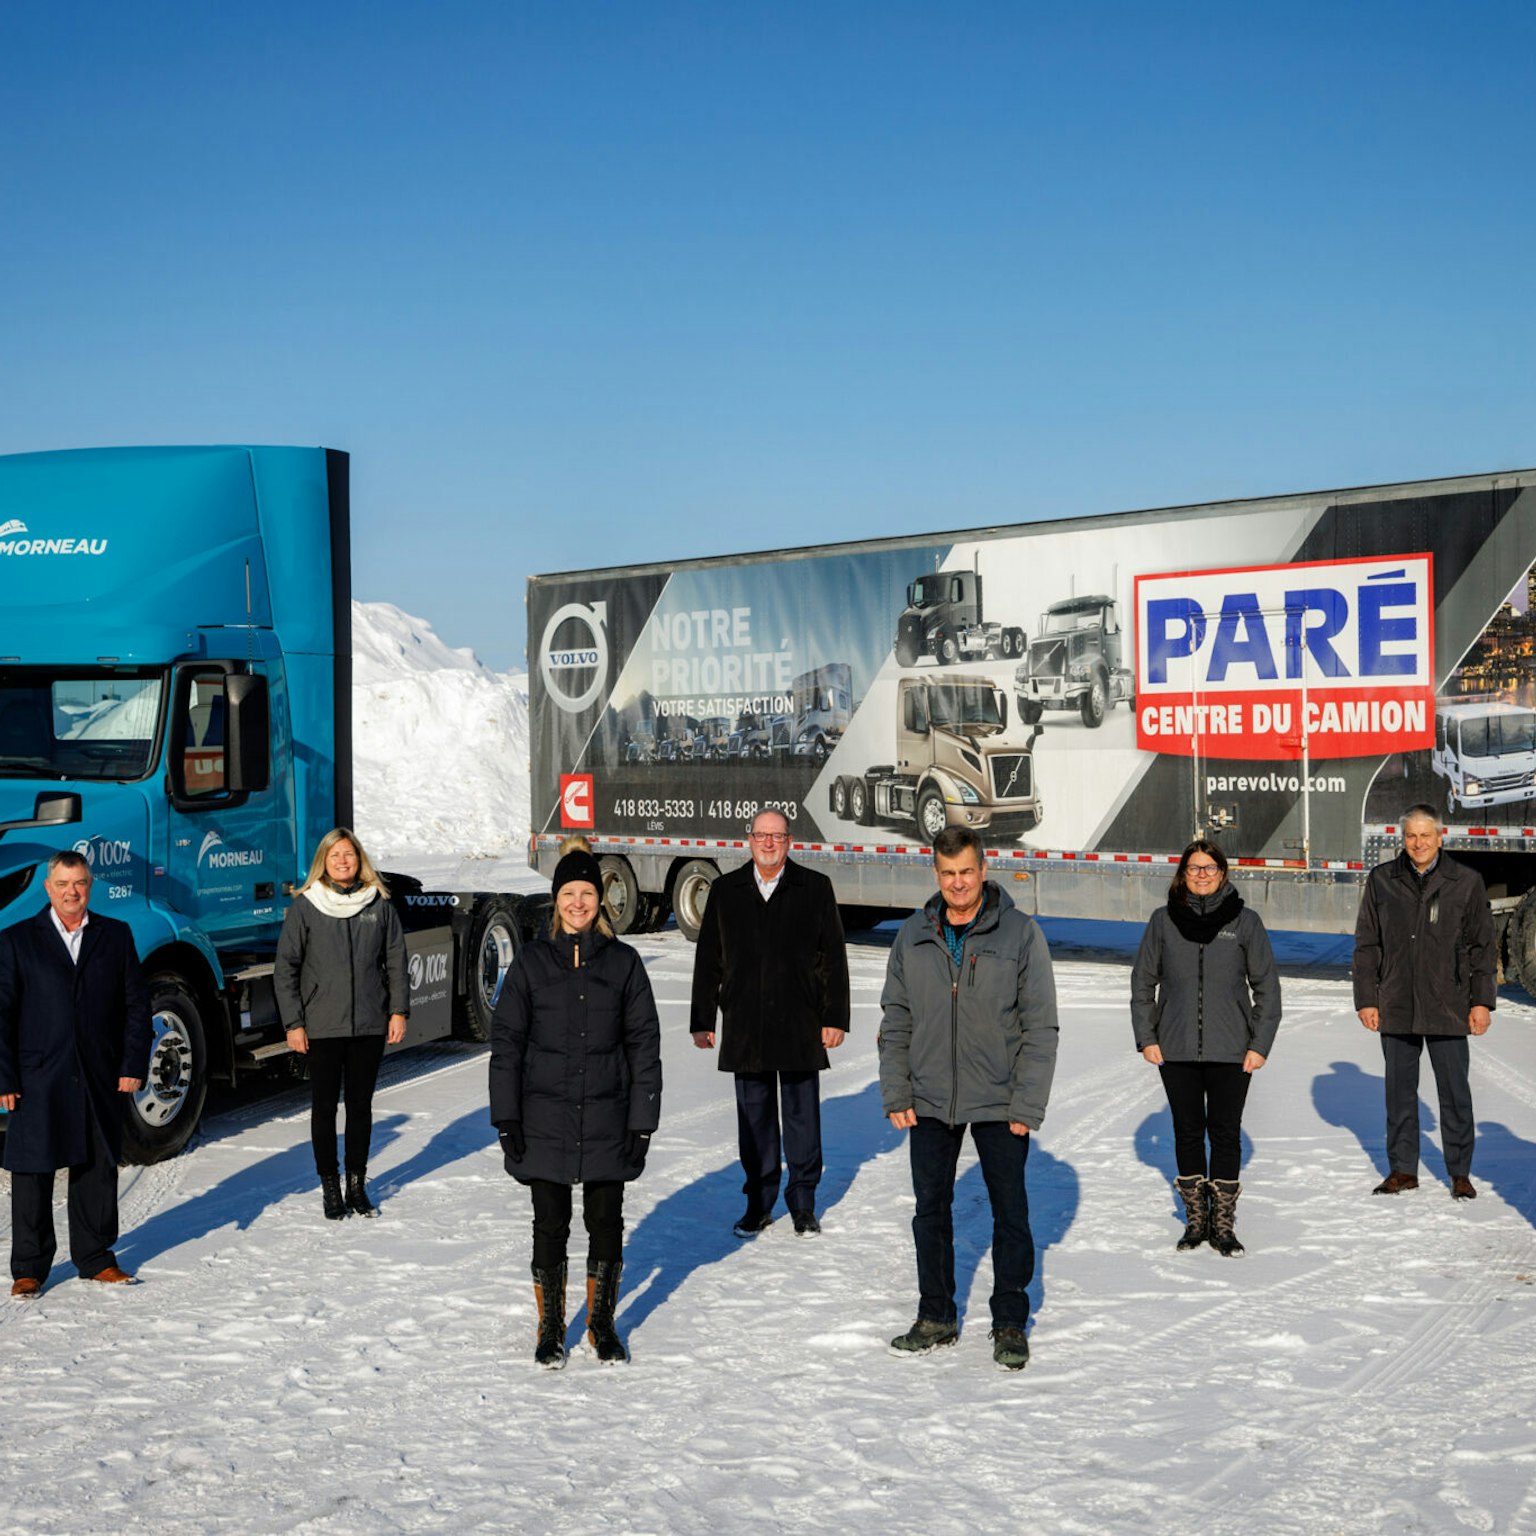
[1069,661,1092,680]
[1464,779,1482,796]
[958,782,980,804]
[1013,663,1029,688]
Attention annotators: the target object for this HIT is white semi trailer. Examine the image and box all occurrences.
[527,468,1536,987]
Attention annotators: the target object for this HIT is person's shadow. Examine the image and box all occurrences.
[116,1112,412,1271]
[612,1079,901,1342]
[1470,1120,1536,1228]
[952,1139,1079,1336]
[1311,1058,1448,1186]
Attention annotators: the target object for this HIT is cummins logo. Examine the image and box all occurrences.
[72,836,132,868]
[540,600,609,713]
[197,830,264,870]
[0,517,109,556]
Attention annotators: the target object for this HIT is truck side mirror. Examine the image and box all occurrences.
[32,792,82,826]
[225,673,270,794]
[996,692,1008,730]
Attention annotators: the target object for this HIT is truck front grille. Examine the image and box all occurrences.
[1030,639,1065,678]
[989,753,1032,800]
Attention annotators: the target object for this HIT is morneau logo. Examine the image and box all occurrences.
[540,600,609,713]
[197,830,265,870]
[560,773,595,829]
[0,516,108,556]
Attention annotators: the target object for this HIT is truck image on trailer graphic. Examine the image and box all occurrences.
[829,674,1042,842]
[1433,696,1536,818]
[893,566,1025,667]
[1015,593,1135,728]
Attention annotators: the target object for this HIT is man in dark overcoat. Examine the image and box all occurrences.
[1353,805,1495,1199]
[690,808,850,1236]
[0,850,152,1295]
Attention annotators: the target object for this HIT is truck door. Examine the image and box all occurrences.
[163,663,281,950]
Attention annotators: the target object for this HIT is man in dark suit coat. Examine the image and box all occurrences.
[0,850,152,1295]
[690,809,850,1236]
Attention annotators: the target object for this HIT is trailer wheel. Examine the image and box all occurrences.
[456,897,521,1042]
[936,626,960,666]
[122,974,208,1165]
[640,891,672,933]
[918,787,949,842]
[672,860,718,943]
[598,855,643,936]
[1021,700,1043,726]
[849,777,872,827]
[1079,671,1108,728]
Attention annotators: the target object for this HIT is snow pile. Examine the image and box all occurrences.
[351,601,531,873]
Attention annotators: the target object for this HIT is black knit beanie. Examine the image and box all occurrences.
[552,848,602,899]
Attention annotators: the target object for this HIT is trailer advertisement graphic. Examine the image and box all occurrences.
[1135,554,1435,761]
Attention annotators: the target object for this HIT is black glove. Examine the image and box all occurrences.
[497,1121,525,1160]
[626,1130,652,1167]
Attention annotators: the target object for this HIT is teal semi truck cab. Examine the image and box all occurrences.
[0,446,526,1162]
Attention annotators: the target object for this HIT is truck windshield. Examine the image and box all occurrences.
[0,669,164,781]
[1460,712,1536,758]
[1041,607,1101,635]
[927,685,1004,729]
[908,576,943,610]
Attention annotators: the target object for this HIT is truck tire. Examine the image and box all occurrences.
[639,891,671,933]
[917,787,949,842]
[830,776,851,820]
[456,897,522,1042]
[850,777,872,827]
[671,860,718,943]
[1021,700,1043,726]
[122,974,208,1165]
[1080,671,1108,728]
[1005,628,1026,659]
[935,625,960,666]
[598,855,643,936]
[1445,785,1458,822]
[895,632,919,668]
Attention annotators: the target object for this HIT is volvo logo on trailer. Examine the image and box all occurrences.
[540,600,610,713]
[1134,554,1435,760]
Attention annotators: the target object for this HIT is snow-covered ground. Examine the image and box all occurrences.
[4,603,1535,1532]
[4,936,1536,1534]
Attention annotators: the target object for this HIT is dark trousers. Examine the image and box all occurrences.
[1382,1032,1474,1178]
[307,1034,387,1176]
[1158,1061,1252,1182]
[529,1179,625,1270]
[909,1117,1034,1330]
[734,1070,822,1215]
[10,1112,121,1282]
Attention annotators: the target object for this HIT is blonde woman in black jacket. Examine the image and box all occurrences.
[275,828,408,1221]
[1131,840,1280,1256]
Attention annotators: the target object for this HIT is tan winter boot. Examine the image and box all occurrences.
[532,1263,567,1369]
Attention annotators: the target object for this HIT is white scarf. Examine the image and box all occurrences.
[302,881,380,919]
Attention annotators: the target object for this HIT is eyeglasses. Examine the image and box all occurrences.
[1186,862,1221,876]
[750,832,788,843]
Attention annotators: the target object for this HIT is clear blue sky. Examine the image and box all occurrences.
[5,2,1533,671]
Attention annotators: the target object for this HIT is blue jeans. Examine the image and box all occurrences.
[909,1117,1033,1329]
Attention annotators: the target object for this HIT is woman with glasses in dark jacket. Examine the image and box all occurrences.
[1131,840,1280,1256]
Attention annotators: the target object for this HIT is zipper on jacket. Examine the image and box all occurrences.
[949,973,959,1128]
[1196,943,1205,1061]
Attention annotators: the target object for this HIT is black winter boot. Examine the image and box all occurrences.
[586,1260,628,1363]
[1209,1179,1245,1256]
[320,1172,348,1220]
[532,1263,568,1369]
[1174,1174,1209,1250]
[345,1170,378,1218]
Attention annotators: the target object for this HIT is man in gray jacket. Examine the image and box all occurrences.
[879,826,1058,1370]
[1354,805,1495,1199]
